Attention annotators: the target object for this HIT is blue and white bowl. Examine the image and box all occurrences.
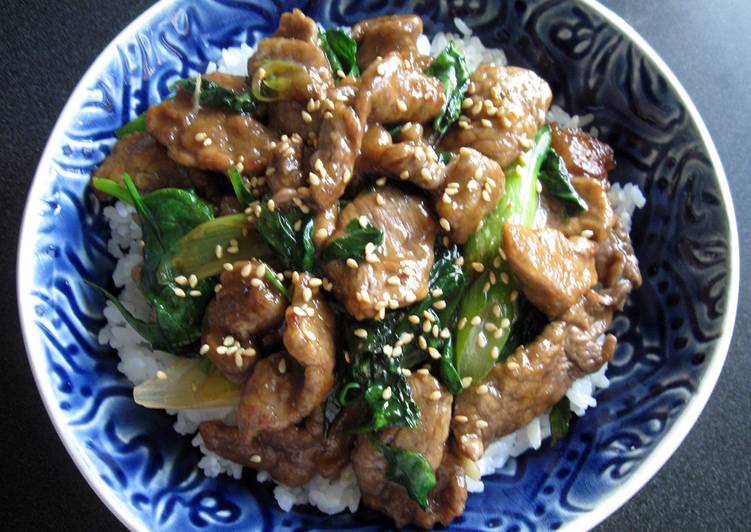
[17,0,739,530]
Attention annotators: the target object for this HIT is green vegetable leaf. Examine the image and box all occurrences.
[161,213,272,282]
[371,437,437,510]
[539,149,588,212]
[319,27,360,78]
[463,125,552,268]
[498,295,548,361]
[103,174,217,352]
[457,127,551,383]
[257,197,311,272]
[426,41,470,137]
[84,280,175,351]
[115,111,147,138]
[321,219,384,263]
[549,396,571,446]
[437,150,455,166]
[227,166,255,206]
[92,177,134,205]
[172,77,256,113]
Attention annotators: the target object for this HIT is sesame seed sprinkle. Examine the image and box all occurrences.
[200,344,210,355]
[175,275,188,286]
[173,287,186,298]
[156,370,167,380]
[250,454,262,464]
[382,386,393,400]
[429,390,442,401]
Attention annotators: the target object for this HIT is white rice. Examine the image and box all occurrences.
[97,18,645,517]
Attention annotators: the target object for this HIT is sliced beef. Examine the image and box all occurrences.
[147,92,274,175]
[542,176,616,241]
[308,100,363,209]
[237,273,336,442]
[201,259,287,383]
[200,406,352,486]
[551,122,615,180]
[272,8,318,44]
[502,225,598,319]
[452,219,641,461]
[436,147,505,243]
[441,65,551,168]
[247,37,333,103]
[94,132,211,198]
[352,15,423,69]
[355,52,445,125]
[267,100,322,139]
[324,187,437,320]
[268,133,305,193]
[358,124,446,190]
[351,372,465,528]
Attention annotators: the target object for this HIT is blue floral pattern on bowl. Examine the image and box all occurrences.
[17,0,738,530]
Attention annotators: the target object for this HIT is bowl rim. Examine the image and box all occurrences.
[16,1,740,531]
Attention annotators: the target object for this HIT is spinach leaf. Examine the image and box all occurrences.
[539,149,588,212]
[339,242,468,433]
[426,41,470,137]
[103,174,217,352]
[370,437,437,510]
[341,312,420,433]
[498,295,549,361]
[549,396,571,446]
[257,196,319,275]
[321,219,384,263]
[437,150,455,166]
[85,281,174,351]
[227,166,255,206]
[319,27,360,78]
[172,77,256,114]
[115,111,147,138]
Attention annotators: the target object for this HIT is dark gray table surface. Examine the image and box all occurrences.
[1,1,748,530]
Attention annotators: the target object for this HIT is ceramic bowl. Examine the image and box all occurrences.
[17,0,738,530]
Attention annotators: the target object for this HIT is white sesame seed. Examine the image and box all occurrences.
[418,336,428,350]
[354,328,368,339]
[202,137,213,146]
[278,358,287,374]
[250,454,262,464]
[433,300,447,310]
[387,276,400,286]
[429,390,442,401]
[194,132,207,142]
[501,272,510,284]
[382,386,393,400]
[346,258,358,269]
[156,370,168,380]
[190,290,202,297]
[215,244,223,259]
[358,215,369,228]
[175,275,188,286]
[476,419,489,429]
[458,317,467,330]
[461,376,473,387]
[301,110,313,123]
[303,286,312,302]
[216,345,227,355]
[383,345,393,356]
[428,347,441,360]
[477,333,488,348]
[402,368,412,377]
[500,318,511,328]
[491,346,500,359]
[376,193,385,206]
[173,287,186,298]
[476,384,489,395]
[511,290,519,302]
[439,217,451,232]
[223,262,234,272]
[454,414,468,423]
[250,278,263,288]
[408,315,420,325]
[472,262,485,272]
[581,229,594,239]
[417,368,430,376]
[200,344,210,355]
[267,199,276,212]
